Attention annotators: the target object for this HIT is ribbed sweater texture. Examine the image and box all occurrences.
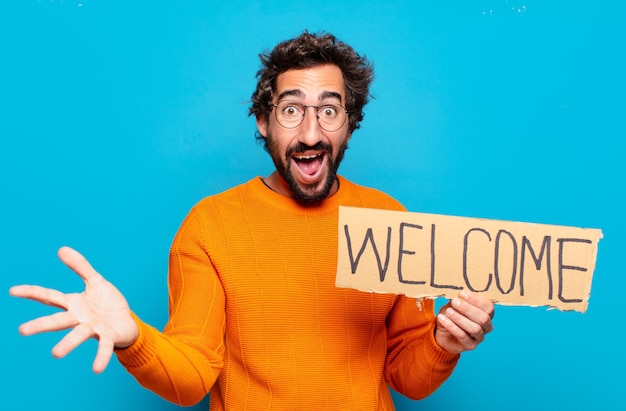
[116,176,459,410]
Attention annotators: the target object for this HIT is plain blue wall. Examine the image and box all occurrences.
[2,1,624,410]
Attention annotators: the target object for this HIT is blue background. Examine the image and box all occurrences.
[2,1,624,410]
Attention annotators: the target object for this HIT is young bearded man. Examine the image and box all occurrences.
[10,31,494,410]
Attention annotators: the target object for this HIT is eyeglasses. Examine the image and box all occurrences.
[270,100,348,132]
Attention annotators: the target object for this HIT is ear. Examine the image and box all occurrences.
[256,114,268,138]
[343,131,352,147]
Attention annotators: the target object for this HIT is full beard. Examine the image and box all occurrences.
[266,138,349,205]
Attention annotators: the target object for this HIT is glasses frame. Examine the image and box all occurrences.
[270,100,349,132]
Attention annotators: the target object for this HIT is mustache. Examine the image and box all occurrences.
[287,142,333,156]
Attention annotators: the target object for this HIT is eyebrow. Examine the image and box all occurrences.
[277,89,343,102]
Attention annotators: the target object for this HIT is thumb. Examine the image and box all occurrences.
[57,246,103,283]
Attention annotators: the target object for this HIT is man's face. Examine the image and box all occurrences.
[256,64,352,205]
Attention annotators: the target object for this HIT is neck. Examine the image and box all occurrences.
[262,171,340,201]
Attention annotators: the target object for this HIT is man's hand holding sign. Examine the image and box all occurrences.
[435,290,495,353]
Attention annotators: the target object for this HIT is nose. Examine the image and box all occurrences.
[299,106,323,146]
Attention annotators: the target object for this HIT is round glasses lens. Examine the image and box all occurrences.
[276,101,304,128]
[274,101,347,131]
[317,104,344,131]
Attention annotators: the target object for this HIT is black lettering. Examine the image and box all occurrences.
[343,224,392,282]
[429,224,462,290]
[397,222,426,285]
[520,236,552,299]
[494,230,518,295]
[463,228,493,292]
[557,238,591,303]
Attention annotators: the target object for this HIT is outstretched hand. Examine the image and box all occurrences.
[434,291,494,354]
[9,246,139,373]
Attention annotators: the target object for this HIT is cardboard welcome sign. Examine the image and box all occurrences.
[336,206,603,313]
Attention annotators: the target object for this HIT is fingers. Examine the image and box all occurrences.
[52,323,93,358]
[10,247,116,374]
[447,291,494,335]
[10,247,104,305]
[93,338,115,374]
[437,291,495,349]
[18,311,77,336]
[9,284,69,310]
[52,325,114,374]
[437,309,485,349]
[57,246,103,283]
[10,285,79,335]
[462,290,495,322]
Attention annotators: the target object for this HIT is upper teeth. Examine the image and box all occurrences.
[294,154,319,160]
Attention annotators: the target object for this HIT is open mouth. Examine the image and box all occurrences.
[292,152,327,182]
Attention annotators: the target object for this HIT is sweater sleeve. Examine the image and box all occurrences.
[115,206,226,406]
[384,296,459,400]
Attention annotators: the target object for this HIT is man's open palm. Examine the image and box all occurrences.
[9,246,138,373]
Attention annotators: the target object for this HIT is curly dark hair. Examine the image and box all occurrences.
[249,31,374,138]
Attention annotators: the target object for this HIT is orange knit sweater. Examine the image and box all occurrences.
[116,176,459,410]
